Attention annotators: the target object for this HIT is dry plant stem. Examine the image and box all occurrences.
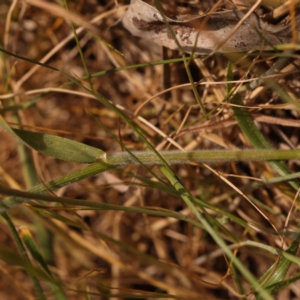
[3,71,298,102]
[161,168,274,300]
[4,0,55,268]
[152,0,206,114]
[203,163,282,245]
[45,214,200,298]
[0,264,35,300]
[4,0,17,48]
[0,85,183,150]
[268,0,300,19]
[13,5,126,91]
[245,0,285,8]
[194,59,225,103]
[176,115,300,139]
[4,1,39,189]
[195,240,300,265]
[249,50,295,89]
[24,0,100,35]
[2,1,300,294]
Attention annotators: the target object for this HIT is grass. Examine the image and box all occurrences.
[0,0,300,299]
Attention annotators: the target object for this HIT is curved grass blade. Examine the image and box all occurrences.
[2,126,106,164]
[227,62,300,298]
[161,166,273,300]
[227,62,299,191]
[15,128,106,163]
[19,227,66,299]
[255,237,300,299]
[1,213,47,300]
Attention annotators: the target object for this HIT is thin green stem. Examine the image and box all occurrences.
[160,166,274,300]
[107,149,300,165]
[2,213,46,300]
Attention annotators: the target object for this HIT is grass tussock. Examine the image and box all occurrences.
[0,0,300,299]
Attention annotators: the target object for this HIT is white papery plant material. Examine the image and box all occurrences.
[122,0,297,54]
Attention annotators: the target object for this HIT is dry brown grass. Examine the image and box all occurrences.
[1,0,300,299]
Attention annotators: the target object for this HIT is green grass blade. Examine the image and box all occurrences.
[227,61,300,298]
[161,166,273,300]
[227,62,300,191]
[7,128,106,164]
[20,227,67,299]
[1,213,47,300]
[0,162,115,212]
[255,237,300,298]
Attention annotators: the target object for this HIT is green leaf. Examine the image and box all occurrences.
[255,238,300,298]
[1,118,106,164]
[14,128,106,163]
[226,62,300,191]
[20,227,67,299]
[1,213,47,300]
[227,61,300,299]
